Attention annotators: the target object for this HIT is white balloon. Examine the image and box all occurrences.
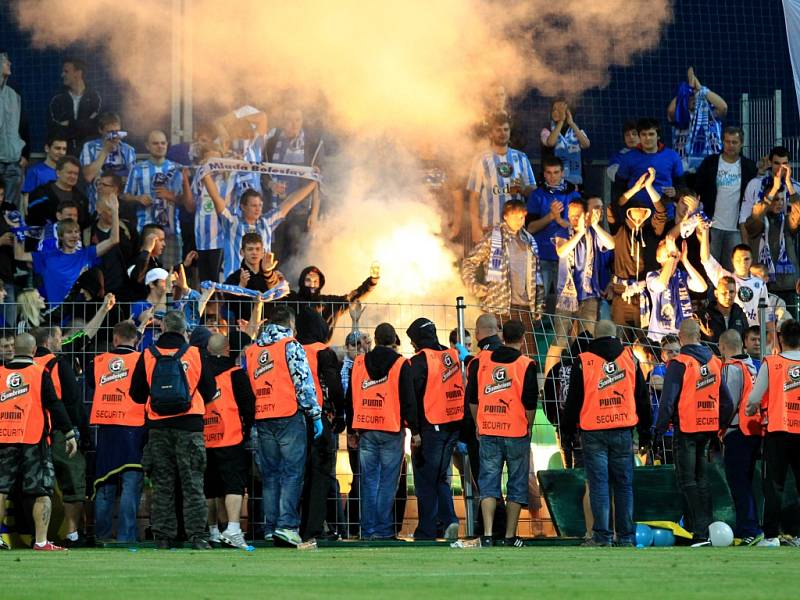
[708,521,734,547]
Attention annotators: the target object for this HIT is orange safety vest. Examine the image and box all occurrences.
[579,348,638,431]
[33,352,61,400]
[351,354,404,433]
[0,363,47,444]
[244,338,298,420]
[673,354,722,433]
[142,345,204,421]
[724,358,762,436]
[764,355,800,434]
[204,368,244,448]
[475,353,532,438]
[90,351,144,427]
[418,348,464,424]
[303,342,327,409]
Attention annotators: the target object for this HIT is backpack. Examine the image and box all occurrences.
[149,345,192,416]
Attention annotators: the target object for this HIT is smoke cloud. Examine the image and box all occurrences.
[14,0,671,331]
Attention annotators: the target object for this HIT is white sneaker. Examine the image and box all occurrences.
[221,530,252,550]
[443,522,460,541]
[208,529,222,544]
[756,537,781,547]
[274,528,302,546]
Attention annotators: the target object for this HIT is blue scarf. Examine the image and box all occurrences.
[757,176,795,281]
[674,85,722,171]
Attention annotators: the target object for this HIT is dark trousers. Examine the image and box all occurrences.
[300,420,335,540]
[762,432,800,538]
[411,426,458,539]
[722,430,762,538]
[673,431,713,539]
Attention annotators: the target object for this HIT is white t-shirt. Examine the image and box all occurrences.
[702,255,768,325]
[712,158,741,231]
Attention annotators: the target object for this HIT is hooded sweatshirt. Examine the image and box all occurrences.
[296,309,345,418]
[656,343,734,434]
[345,344,418,434]
[282,266,376,341]
[561,336,651,440]
[406,317,461,431]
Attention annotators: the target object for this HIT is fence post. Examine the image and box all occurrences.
[740,93,750,158]
[759,298,768,362]
[456,296,474,537]
[775,89,783,146]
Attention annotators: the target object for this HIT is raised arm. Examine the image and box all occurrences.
[276,180,317,220]
[589,209,614,250]
[81,294,116,340]
[681,241,708,293]
[555,219,586,259]
[565,109,590,149]
[527,199,568,235]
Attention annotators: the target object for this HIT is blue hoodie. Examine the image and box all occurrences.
[656,343,734,434]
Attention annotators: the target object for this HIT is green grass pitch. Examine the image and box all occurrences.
[3,546,799,599]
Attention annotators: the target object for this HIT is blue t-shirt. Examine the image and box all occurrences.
[616,147,683,207]
[32,245,99,306]
[21,163,57,194]
[525,186,580,262]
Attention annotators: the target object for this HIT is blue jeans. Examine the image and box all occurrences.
[0,162,22,208]
[359,430,404,538]
[540,259,558,297]
[723,429,762,538]
[255,412,308,532]
[582,429,635,545]
[94,470,144,542]
[412,427,458,538]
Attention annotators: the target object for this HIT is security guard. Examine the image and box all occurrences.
[562,320,651,546]
[203,333,255,550]
[0,333,77,551]
[88,320,145,543]
[407,317,464,541]
[346,322,418,541]
[657,319,733,543]
[467,319,538,547]
[745,318,800,547]
[130,310,217,550]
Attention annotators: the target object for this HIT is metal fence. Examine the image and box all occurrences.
[0,295,776,542]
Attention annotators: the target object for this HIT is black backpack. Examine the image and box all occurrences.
[149,345,192,416]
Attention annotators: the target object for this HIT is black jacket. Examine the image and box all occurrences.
[561,336,651,440]
[48,88,102,156]
[694,153,758,220]
[345,345,418,434]
[26,181,90,228]
[205,354,256,438]
[295,310,344,418]
[696,301,748,346]
[35,347,86,438]
[282,266,376,342]
[129,332,217,431]
[407,317,461,431]
[465,345,539,412]
[7,356,72,439]
[542,332,593,427]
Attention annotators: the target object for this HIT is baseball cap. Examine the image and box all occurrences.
[145,268,169,286]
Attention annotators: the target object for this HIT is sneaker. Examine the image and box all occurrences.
[273,528,302,546]
[779,535,800,547]
[740,534,764,547]
[220,530,251,550]
[0,537,10,550]
[756,537,781,547]
[62,534,87,549]
[191,538,212,550]
[581,539,612,547]
[33,541,67,552]
[504,536,525,548]
[208,529,222,545]
[443,522,460,541]
[480,535,493,547]
[264,532,274,542]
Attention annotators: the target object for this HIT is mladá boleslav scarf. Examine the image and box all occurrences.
[757,175,794,282]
